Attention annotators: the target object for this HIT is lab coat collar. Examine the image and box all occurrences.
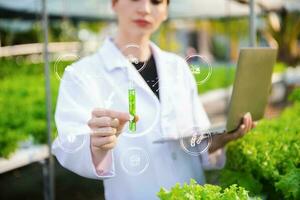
[97,37,164,72]
[97,38,128,72]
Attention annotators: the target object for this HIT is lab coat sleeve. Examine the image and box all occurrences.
[51,65,115,180]
[184,59,226,170]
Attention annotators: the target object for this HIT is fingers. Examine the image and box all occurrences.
[232,113,251,139]
[91,135,117,151]
[243,112,252,133]
[236,123,246,138]
[89,108,132,151]
[244,113,249,132]
[238,112,255,135]
[91,135,116,146]
[228,113,257,142]
[111,118,120,128]
[92,108,130,124]
[88,116,115,128]
[246,114,258,131]
[239,124,246,134]
[88,116,126,129]
[91,127,117,137]
[117,114,139,128]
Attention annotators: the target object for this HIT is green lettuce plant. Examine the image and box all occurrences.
[157,179,260,200]
[220,88,300,199]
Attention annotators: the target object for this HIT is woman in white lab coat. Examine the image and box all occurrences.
[52,0,256,199]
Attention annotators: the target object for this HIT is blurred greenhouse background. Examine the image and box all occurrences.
[0,0,300,199]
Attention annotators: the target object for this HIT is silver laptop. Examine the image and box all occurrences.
[153,48,277,143]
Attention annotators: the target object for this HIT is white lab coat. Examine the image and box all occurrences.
[52,38,225,200]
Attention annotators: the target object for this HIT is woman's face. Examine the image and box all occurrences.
[112,0,168,38]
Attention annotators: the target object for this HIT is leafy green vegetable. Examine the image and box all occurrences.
[221,89,300,199]
[220,170,262,195]
[0,58,60,157]
[157,179,260,200]
[275,168,300,199]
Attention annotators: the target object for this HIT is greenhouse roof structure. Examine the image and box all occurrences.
[0,0,299,21]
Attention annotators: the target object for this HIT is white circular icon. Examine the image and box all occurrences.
[54,53,80,82]
[180,127,212,156]
[56,132,88,154]
[120,147,150,176]
[121,44,148,72]
[185,55,212,85]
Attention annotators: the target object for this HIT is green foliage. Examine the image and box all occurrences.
[0,20,108,45]
[52,20,78,42]
[79,21,107,33]
[210,18,249,41]
[197,62,286,94]
[157,179,259,200]
[211,36,230,61]
[152,22,181,53]
[0,131,28,158]
[221,96,300,199]
[220,170,262,196]
[288,87,300,103]
[0,58,60,158]
[196,65,235,94]
[0,22,43,46]
[275,168,300,199]
[0,57,43,78]
[273,62,287,73]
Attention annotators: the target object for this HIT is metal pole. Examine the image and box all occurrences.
[249,0,256,47]
[41,160,49,200]
[42,0,55,199]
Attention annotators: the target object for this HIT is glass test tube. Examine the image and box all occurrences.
[128,82,136,132]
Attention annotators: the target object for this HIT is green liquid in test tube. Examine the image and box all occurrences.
[128,86,136,132]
